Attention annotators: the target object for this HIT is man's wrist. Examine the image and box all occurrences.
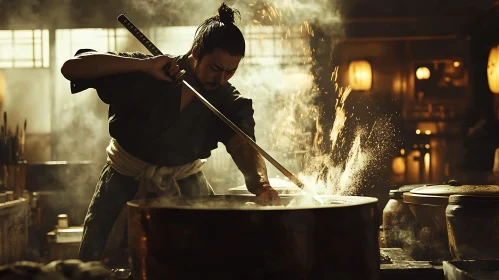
[251,183,273,196]
[137,58,153,73]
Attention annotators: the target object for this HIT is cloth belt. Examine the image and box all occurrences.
[102,138,205,261]
[106,138,205,198]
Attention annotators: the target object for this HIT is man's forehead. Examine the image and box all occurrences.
[205,49,241,69]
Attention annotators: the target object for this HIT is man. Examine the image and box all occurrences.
[61,2,280,263]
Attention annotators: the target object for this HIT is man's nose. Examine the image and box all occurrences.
[216,72,226,84]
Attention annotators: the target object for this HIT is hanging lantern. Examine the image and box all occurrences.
[348,60,372,91]
[487,44,499,94]
[416,67,431,80]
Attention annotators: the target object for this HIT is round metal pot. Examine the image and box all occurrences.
[446,194,499,260]
[403,183,499,260]
[127,195,379,280]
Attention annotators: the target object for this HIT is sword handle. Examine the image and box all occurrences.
[117,14,185,86]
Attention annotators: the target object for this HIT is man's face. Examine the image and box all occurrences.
[194,48,242,91]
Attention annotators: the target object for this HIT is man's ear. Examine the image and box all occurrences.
[192,45,200,61]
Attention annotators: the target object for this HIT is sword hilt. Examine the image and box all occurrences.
[117,14,185,86]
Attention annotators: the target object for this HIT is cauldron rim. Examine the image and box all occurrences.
[127,194,378,211]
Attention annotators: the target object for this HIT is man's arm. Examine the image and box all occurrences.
[227,135,280,205]
[61,51,179,82]
[220,88,280,204]
[227,135,271,195]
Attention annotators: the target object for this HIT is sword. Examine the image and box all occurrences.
[117,14,185,86]
[117,14,313,194]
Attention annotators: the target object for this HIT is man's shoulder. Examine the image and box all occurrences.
[74,48,153,59]
[218,83,254,116]
[221,83,252,101]
[109,50,153,59]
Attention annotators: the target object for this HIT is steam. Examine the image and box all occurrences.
[118,0,395,198]
[143,193,368,210]
[0,200,29,263]
[1,0,396,214]
[292,64,396,198]
[123,0,344,27]
[1,0,72,30]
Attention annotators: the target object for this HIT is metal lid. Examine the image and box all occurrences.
[390,183,433,201]
[399,184,433,192]
[403,192,449,206]
[404,181,499,206]
[228,177,302,195]
[410,183,499,197]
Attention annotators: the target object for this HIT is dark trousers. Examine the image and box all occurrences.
[78,162,214,264]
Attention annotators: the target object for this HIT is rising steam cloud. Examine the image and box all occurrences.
[124,0,344,27]
[2,0,395,207]
[118,0,396,196]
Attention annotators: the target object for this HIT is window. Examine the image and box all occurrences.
[243,25,311,66]
[56,28,142,65]
[0,30,49,68]
[55,26,196,63]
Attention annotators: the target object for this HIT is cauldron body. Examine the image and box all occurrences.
[128,195,379,280]
[446,194,499,260]
[403,184,499,260]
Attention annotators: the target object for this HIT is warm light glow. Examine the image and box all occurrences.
[392,156,406,175]
[416,129,421,134]
[407,150,421,183]
[424,153,431,177]
[0,71,4,104]
[416,122,438,134]
[425,144,430,149]
[493,148,499,173]
[453,61,460,67]
[425,130,431,135]
[349,60,372,91]
[416,67,431,80]
[400,149,405,156]
[487,45,499,94]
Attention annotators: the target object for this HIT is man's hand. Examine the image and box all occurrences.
[141,55,180,82]
[227,135,282,206]
[255,186,282,206]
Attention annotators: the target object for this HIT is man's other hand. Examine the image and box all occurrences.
[141,55,180,82]
[255,187,282,206]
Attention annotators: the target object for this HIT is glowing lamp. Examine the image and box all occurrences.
[416,67,430,80]
[348,60,372,91]
[487,44,499,94]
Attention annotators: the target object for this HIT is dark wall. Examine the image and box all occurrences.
[0,0,497,29]
[308,0,498,207]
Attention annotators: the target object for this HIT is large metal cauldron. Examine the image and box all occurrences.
[128,195,379,280]
[403,183,499,261]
